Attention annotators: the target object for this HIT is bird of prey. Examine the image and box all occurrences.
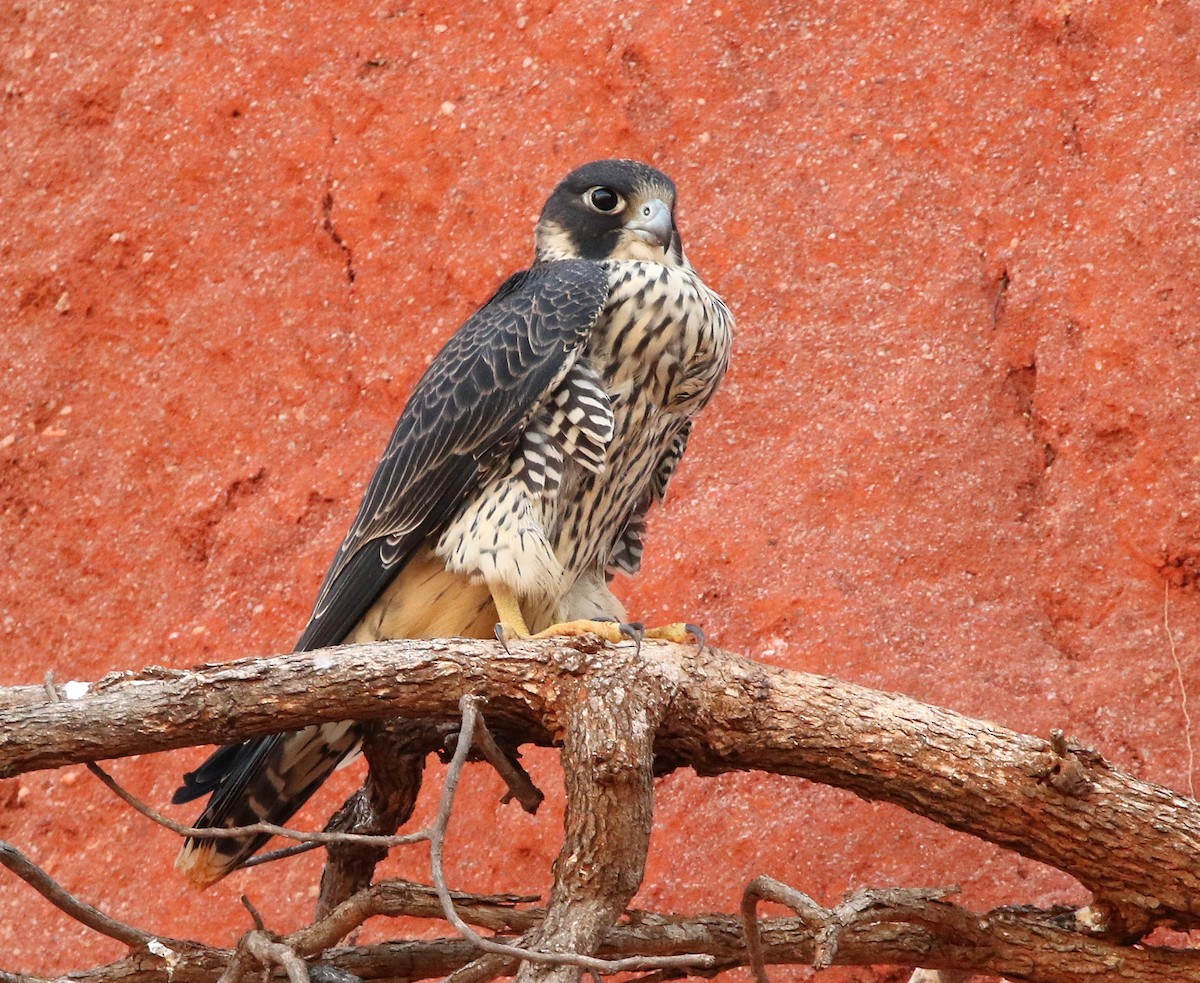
[173,158,734,888]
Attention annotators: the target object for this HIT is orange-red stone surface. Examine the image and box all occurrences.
[2,0,1198,978]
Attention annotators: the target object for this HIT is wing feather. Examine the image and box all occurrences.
[292,261,609,648]
[297,259,608,650]
[606,422,691,578]
[173,260,609,817]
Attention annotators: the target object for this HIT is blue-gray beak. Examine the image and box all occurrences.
[625,198,673,249]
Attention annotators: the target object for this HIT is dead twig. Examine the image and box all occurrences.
[244,933,310,983]
[92,757,426,848]
[240,895,267,932]
[742,875,825,983]
[468,713,544,814]
[288,880,539,955]
[217,903,310,983]
[1164,582,1197,798]
[243,840,323,868]
[0,839,152,949]
[743,877,958,977]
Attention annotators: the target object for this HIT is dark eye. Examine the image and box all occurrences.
[585,186,623,213]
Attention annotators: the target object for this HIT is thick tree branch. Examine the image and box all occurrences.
[5,635,1200,981]
[517,655,664,983]
[421,696,710,980]
[8,898,1200,983]
[315,720,434,916]
[6,827,1200,981]
[3,636,1196,938]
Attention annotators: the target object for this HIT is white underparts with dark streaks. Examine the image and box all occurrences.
[434,259,732,632]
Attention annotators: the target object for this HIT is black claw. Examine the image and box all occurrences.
[619,621,645,656]
[593,615,620,623]
[494,622,512,654]
[685,622,708,654]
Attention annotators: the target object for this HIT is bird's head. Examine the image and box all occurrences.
[535,159,686,267]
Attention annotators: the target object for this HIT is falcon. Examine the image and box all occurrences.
[173,158,734,887]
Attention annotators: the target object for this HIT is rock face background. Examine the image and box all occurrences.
[2,1,1198,978]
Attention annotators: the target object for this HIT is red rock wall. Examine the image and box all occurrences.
[2,0,1198,977]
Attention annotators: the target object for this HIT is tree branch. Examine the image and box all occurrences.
[517,655,664,983]
[0,840,152,948]
[424,697,712,979]
[6,635,1200,980]
[315,719,433,916]
[4,636,1196,938]
[287,881,540,955]
[17,901,1200,983]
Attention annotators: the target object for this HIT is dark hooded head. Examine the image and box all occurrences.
[535,159,686,267]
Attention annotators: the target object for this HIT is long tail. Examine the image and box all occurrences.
[173,720,360,888]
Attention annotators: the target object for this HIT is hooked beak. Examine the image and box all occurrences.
[625,198,673,250]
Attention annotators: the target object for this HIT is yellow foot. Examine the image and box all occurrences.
[532,619,629,643]
[494,617,634,646]
[488,582,706,652]
[490,583,534,641]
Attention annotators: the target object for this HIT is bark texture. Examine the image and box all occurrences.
[3,635,1199,981]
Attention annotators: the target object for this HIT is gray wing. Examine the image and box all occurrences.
[296,258,610,651]
[172,259,609,825]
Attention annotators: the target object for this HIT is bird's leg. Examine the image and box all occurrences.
[491,579,621,642]
[491,582,532,642]
[531,619,632,643]
[490,582,633,645]
[585,614,706,651]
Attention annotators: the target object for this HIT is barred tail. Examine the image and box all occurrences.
[174,720,360,888]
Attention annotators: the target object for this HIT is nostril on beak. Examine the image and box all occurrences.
[626,198,673,250]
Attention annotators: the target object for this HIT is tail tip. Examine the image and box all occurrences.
[175,841,228,890]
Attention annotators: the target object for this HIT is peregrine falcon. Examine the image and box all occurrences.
[173,159,734,887]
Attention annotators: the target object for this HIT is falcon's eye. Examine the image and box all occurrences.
[585,187,623,214]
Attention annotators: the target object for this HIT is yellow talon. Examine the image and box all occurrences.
[640,622,697,644]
